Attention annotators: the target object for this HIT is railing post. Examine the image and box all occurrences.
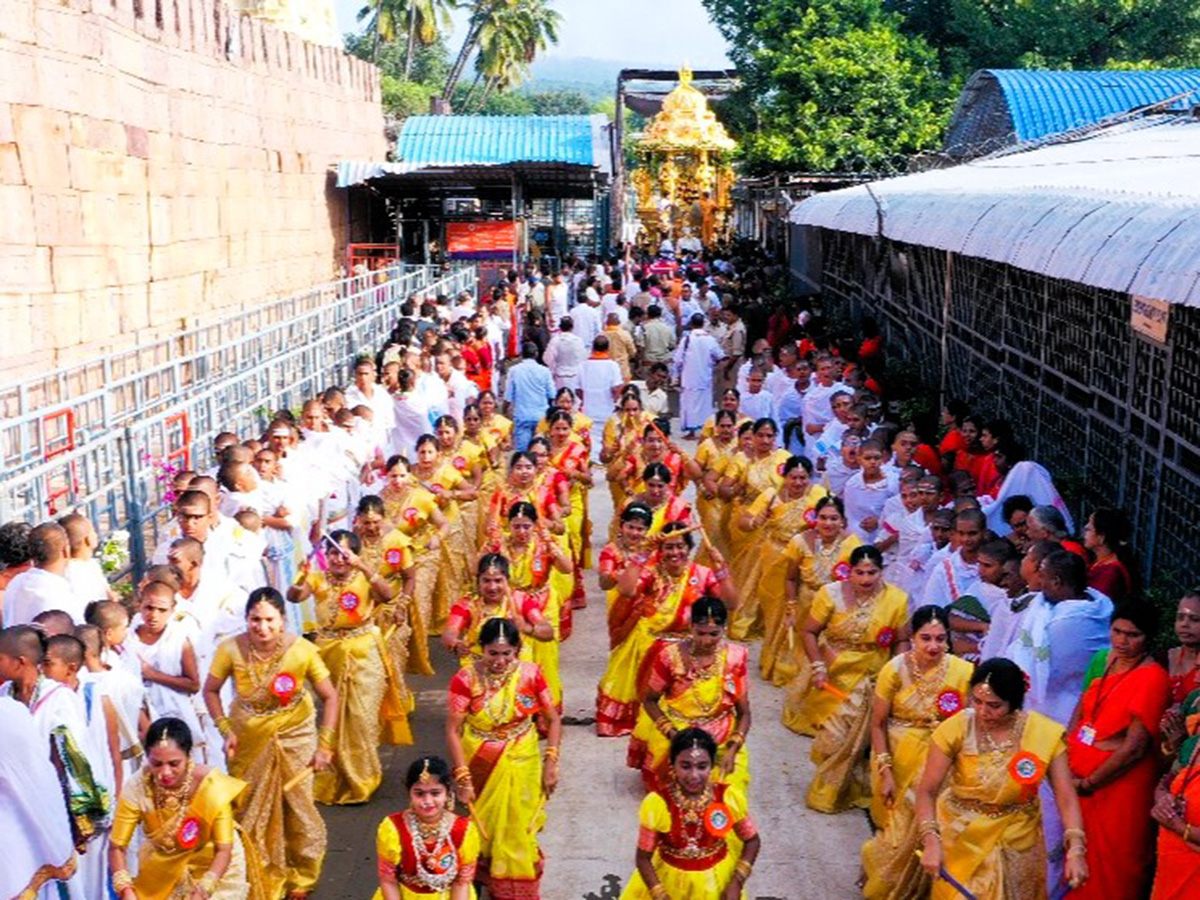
[121,425,147,585]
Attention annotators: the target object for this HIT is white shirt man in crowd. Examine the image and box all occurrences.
[547,273,569,331]
[674,313,725,438]
[345,358,397,454]
[579,334,624,454]
[543,316,588,394]
[571,285,604,350]
[4,523,82,626]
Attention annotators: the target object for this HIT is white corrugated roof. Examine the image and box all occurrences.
[790,116,1200,306]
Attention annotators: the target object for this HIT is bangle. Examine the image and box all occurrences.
[874,752,893,771]
[317,725,336,751]
[544,746,560,762]
[649,885,669,900]
[197,871,219,895]
[726,732,745,749]
[111,870,134,893]
[454,766,472,783]
[917,820,941,838]
[735,858,753,880]
[215,716,233,738]
[1062,827,1086,848]
[1185,823,1193,844]
[654,717,674,737]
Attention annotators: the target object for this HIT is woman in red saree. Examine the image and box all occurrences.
[1082,509,1137,604]
[1161,592,1200,754]
[1150,684,1200,900]
[480,452,565,547]
[1065,603,1169,900]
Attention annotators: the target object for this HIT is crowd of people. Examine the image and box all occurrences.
[0,242,1197,900]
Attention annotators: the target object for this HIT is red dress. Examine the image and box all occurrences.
[1087,557,1132,603]
[1066,653,1170,900]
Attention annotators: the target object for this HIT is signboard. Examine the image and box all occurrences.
[446,221,517,259]
[1131,294,1170,344]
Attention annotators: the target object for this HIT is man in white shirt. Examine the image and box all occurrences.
[4,523,82,625]
[446,291,476,324]
[344,358,397,454]
[579,335,625,454]
[58,514,118,606]
[802,356,848,463]
[435,351,477,421]
[572,285,604,350]
[923,509,986,608]
[739,368,774,422]
[542,316,587,394]
[547,273,569,332]
[674,313,725,438]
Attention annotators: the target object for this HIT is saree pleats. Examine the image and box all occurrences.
[314,630,387,805]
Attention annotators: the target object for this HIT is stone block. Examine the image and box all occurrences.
[126,124,150,158]
[0,295,34,349]
[76,287,123,341]
[33,190,85,245]
[0,0,36,44]
[68,146,147,194]
[118,282,151,333]
[1,244,53,292]
[0,103,13,144]
[11,105,71,188]
[0,184,35,243]
[46,290,86,348]
[0,143,23,184]
[50,246,109,292]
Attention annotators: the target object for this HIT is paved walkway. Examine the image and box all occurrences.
[319,474,870,899]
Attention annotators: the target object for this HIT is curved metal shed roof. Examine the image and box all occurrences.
[791,116,1200,306]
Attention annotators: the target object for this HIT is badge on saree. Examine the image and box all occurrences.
[453,456,467,470]
[833,562,852,580]
[804,507,818,526]
[339,591,360,612]
[403,507,420,523]
[936,689,964,717]
[272,672,298,705]
[876,627,897,648]
[1009,751,1046,786]
[385,549,404,566]
[704,802,733,838]
[178,816,202,849]
[1077,724,1097,746]
[517,692,537,712]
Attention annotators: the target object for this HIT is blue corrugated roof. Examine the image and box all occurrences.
[989,69,1200,142]
[395,115,602,167]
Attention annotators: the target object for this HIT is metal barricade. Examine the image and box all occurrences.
[0,264,478,579]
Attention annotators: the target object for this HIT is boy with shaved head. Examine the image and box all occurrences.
[4,523,81,625]
[59,513,119,606]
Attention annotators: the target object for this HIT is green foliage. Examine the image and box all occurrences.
[382,75,438,117]
[525,90,594,115]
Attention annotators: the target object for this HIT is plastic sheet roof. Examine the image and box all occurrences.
[992,69,1200,142]
[790,116,1200,306]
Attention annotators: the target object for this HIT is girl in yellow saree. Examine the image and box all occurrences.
[766,496,862,686]
[354,495,417,693]
[109,717,255,900]
[600,390,654,516]
[691,409,739,559]
[545,408,594,612]
[463,403,505,519]
[287,529,410,806]
[373,756,479,900]
[718,418,791,593]
[915,658,1089,900]
[728,455,827,643]
[783,545,909,814]
[632,597,751,796]
[416,429,479,631]
[203,589,338,900]
[380,454,451,675]
[861,605,973,900]
[596,520,733,738]
[436,415,487,563]
[446,618,562,900]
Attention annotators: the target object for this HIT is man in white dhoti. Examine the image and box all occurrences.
[0,693,80,900]
[673,313,725,438]
[801,356,848,464]
[543,316,587,393]
[345,357,397,455]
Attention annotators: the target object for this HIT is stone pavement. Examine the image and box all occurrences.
[318,474,870,899]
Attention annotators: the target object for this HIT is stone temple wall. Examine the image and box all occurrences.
[0,0,386,379]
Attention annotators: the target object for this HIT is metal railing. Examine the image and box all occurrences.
[0,264,477,578]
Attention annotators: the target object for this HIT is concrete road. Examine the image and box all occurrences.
[318,474,870,899]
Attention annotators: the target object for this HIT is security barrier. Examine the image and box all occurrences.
[0,264,477,578]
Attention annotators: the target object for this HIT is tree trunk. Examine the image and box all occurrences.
[403,3,417,78]
[463,71,485,110]
[478,76,497,109]
[371,15,381,62]
[443,10,482,99]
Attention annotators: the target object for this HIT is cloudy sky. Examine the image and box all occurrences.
[333,0,732,66]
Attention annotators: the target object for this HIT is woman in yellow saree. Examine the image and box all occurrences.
[860,605,973,900]
[600,390,654,515]
[607,422,689,542]
[477,391,514,464]
[109,717,254,900]
[596,520,733,737]
[728,455,826,644]
[380,454,450,675]
[915,658,1089,900]
[354,495,417,691]
[537,387,594,454]
[446,618,562,900]
[415,430,479,631]
[765,496,863,686]
[701,388,750,440]
[287,529,410,805]
[783,544,909,814]
[620,727,761,900]
[435,414,487,563]
[631,597,751,796]
[373,755,480,900]
[691,409,739,559]
[718,418,792,592]
[463,403,505,518]
[545,409,593,605]
[203,589,338,900]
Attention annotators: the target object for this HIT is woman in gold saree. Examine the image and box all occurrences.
[783,544,909,814]
[860,605,973,900]
[915,658,1089,900]
[728,455,826,644]
[436,414,487,563]
[287,529,410,805]
[415,430,479,631]
[446,618,562,900]
[463,402,505,510]
[718,417,791,592]
[477,391,514,464]
[545,408,593,614]
[204,589,338,900]
[354,494,416,696]
[380,454,451,675]
[109,717,254,900]
[691,409,739,559]
[600,389,654,514]
[631,596,751,795]
[765,496,863,686]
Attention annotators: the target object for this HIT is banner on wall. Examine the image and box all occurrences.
[446,221,518,259]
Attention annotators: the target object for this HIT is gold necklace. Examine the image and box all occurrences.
[978,712,1022,754]
[148,761,197,852]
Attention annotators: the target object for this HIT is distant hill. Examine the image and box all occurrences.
[519,56,634,101]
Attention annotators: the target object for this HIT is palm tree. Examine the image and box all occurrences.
[358,0,452,73]
[357,0,403,62]
[457,0,561,110]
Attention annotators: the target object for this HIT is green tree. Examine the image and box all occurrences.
[444,0,561,104]
[527,90,594,115]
